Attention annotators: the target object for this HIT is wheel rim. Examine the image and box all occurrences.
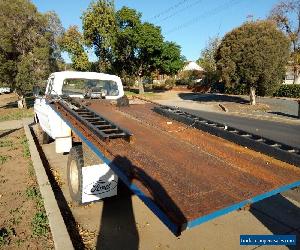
[70,160,79,194]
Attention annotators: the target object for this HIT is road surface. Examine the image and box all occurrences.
[180,107,300,149]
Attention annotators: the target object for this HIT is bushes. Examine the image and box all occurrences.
[224,84,248,95]
[152,79,175,91]
[273,84,300,98]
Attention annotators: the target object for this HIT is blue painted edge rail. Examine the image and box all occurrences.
[187,180,300,229]
[51,105,300,235]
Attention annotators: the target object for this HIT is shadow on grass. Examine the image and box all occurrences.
[0,128,21,139]
[0,93,35,109]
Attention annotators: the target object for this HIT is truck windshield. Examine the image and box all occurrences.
[62,78,119,97]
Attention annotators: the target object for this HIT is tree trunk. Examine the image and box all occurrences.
[293,41,297,84]
[249,87,256,106]
[138,81,144,94]
[17,96,27,109]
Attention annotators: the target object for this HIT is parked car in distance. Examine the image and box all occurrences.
[0,87,11,94]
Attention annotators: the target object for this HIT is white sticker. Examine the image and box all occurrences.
[82,164,118,203]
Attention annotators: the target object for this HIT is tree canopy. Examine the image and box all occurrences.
[269,0,300,82]
[197,37,221,85]
[0,0,63,98]
[216,20,290,104]
[82,3,184,82]
[82,0,117,72]
[0,0,185,99]
[59,26,90,71]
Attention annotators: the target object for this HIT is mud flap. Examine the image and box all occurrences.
[81,164,118,203]
[55,136,72,153]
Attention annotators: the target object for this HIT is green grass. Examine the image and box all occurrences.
[25,185,49,237]
[28,162,35,177]
[125,90,159,99]
[0,139,13,148]
[25,186,40,199]
[0,227,14,246]
[26,185,43,208]
[15,239,25,247]
[0,108,33,122]
[31,211,49,237]
[0,155,10,165]
[20,136,30,158]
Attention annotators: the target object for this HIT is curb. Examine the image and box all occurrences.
[228,111,300,125]
[23,119,74,250]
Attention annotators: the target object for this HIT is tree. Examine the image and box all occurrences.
[197,37,221,85]
[216,20,290,105]
[159,41,185,76]
[269,0,300,83]
[81,4,184,93]
[44,11,65,71]
[59,26,90,71]
[82,0,116,72]
[113,7,141,78]
[0,0,61,107]
[113,7,184,93]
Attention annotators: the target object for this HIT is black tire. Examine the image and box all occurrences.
[67,145,84,204]
[36,124,51,145]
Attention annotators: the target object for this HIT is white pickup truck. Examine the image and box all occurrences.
[34,71,125,203]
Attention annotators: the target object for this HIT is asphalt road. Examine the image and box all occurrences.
[181,107,300,149]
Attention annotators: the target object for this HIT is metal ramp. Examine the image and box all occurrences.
[52,98,132,142]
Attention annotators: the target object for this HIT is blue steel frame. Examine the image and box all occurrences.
[51,106,300,236]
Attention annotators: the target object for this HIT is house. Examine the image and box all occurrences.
[283,66,300,84]
[182,61,204,72]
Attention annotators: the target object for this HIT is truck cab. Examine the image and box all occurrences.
[34,71,125,153]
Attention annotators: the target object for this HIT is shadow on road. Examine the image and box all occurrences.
[268,111,299,119]
[250,194,300,250]
[178,93,248,104]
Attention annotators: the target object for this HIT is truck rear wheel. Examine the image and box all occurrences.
[67,145,83,204]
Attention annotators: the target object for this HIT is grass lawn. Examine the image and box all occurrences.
[0,93,34,122]
[125,90,160,100]
[0,108,34,122]
[0,129,53,249]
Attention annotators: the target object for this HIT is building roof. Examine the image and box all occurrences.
[182,61,204,71]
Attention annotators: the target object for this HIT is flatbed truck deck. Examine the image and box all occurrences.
[51,98,300,235]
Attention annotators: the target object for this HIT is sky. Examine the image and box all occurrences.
[32,0,280,62]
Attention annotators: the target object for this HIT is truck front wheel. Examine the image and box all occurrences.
[67,145,83,204]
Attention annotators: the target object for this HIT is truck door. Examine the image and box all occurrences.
[34,77,54,137]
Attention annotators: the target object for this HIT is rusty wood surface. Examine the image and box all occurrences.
[55,100,300,228]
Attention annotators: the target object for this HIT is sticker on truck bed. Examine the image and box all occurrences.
[82,164,118,203]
